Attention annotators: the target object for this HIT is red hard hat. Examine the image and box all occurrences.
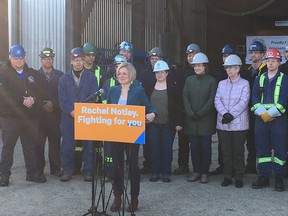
[265,48,282,60]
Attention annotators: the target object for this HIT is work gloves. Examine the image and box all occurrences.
[221,113,234,124]
[260,112,274,123]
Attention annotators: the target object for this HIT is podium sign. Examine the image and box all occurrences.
[74,103,146,144]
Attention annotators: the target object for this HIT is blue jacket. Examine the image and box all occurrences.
[107,84,155,114]
[58,69,98,116]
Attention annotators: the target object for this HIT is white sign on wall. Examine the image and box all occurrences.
[245,36,288,64]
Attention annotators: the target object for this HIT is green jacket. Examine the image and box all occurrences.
[182,74,217,136]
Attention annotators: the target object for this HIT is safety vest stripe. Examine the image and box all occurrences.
[75,147,83,152]
[274,157,286,166]
[257,157,272,163]
[95,67,101,87]
[259,72,285,113]
[251,103,261,111]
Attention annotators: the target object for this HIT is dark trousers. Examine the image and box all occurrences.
[255,116,288,176]
[246,112,256,165]
[0,118,39,177]
[218,130,246,180]
[142,135,150,168]
[112,143,140,195]
[189,135,212,175]
[36,113,61,174]
[148,123,176,176]
[177,130,190,167]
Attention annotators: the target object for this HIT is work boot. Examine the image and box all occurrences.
[173,166,189,175]
[26,173,46,183]
[140,166,150,175]
[209,166,223,175]
[275,177,285,192]
[110,193,122,212]
[252,176,269,189]
[221,178,232,187]
[127,194,139,213]
[0,176,9,187]
[60,173,72,182]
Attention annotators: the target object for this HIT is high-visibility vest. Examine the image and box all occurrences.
[251,72,286,113]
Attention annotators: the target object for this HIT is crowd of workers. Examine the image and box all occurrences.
[0,39,288,213]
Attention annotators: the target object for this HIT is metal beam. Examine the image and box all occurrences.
[81,0,96,33]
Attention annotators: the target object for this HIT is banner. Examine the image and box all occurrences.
[74,103,146,144]
[245,35,288,64]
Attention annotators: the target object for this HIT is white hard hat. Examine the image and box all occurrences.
[192,52,209,64]
[153,60,169,72]
[223,54,242,66]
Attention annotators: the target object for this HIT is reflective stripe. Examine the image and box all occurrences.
[105,157,113,163]
[259,72,285,113]
[94,67,101,87]
[96,147,103,153]
[274,157,286,166]
[251,103,261,111]
[257,157,272,163]
[110,79,116,87]
[102,100,107,104]
[75,146,83,152]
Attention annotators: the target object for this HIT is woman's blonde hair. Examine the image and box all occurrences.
[116,62,136,82]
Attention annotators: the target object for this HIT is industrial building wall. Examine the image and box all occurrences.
[9,0,66,72]
[81,0,132,60]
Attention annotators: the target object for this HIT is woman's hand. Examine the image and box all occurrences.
[145,112,156,123]
[175,126,182,131]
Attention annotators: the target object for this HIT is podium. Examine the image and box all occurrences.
[75,103,146,216]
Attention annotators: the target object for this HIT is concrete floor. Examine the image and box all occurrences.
[0,133,288,216]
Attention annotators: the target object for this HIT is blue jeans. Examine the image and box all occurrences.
[148,123,176,176]
[189,135,212,175]
[60,115,92,174]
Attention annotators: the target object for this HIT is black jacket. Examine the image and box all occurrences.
[142,72,182,127]
[0,61,48,120]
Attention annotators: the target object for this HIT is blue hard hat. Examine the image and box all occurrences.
[70,47,85,59]
[119,41,133,51]
[222,44,236,54]
[153,60,169,72]
[9,44,26,58]
[249,41,265,52]
[113,54,127,65]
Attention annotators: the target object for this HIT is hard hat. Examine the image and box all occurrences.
[222,44,236,54]
[9,44,26,58]
[119,41,133,51]
[39,47,55,58]
[223,54,242,66]
[186,43,201,54]
[113,54,127,65]
[249,41,265,52]
[149,47,163,58]
[83,42,97,55]
[153,60,169,72]
[285,46,288,52]
[265,48,282,60]
[70,47,85,59]
[192,52,209,64]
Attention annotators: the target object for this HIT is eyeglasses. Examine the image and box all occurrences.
[192,64,204,68]
[249,51,262,55]
[72,58,83,63]
[41,58,53,61]
[224,66,239,70]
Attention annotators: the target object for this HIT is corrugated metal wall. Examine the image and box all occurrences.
[145,0,166,51]
[81,0,132,59]
[10,0,66,72]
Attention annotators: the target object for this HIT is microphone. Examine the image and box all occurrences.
[84,89,104,102]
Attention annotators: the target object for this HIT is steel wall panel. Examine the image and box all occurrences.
[81,0,132,59]
[13,0,66,72]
